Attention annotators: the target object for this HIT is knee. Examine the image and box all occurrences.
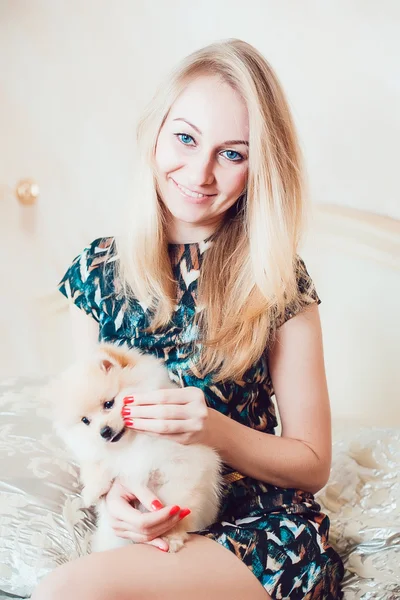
[31,562,97,600]
[31,568,71,600]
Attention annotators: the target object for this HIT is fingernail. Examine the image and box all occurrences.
[121,407,130,417]
[179,508,191,520]
[158,546,168,552]
[151,500,164,511]
[169,505,180,517]
[123,396,135,404]
[124,419,134,427]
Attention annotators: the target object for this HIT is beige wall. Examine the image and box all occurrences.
[0,2,399,423]
[1,1,399,247]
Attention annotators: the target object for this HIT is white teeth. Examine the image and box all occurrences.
[176,182,207,199]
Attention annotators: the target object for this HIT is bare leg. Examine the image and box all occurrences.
[31,534,271,600]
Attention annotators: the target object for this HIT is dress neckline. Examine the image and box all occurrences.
[167,232,216,249]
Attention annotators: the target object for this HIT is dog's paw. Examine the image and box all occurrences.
[163,531,189,553]
[167,537,185,553]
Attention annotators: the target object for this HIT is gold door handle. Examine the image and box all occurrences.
[15,178,39,205]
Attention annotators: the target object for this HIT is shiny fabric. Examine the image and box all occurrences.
[0,378,398,598]
[316,422,400,599]
[0,377,94,598]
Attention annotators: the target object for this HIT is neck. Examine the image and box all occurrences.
[167,222,217,245]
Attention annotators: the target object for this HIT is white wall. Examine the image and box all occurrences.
[0,2,399,425]
[1,0,399,258]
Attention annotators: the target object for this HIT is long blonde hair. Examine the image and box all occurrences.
[116,38,311,382]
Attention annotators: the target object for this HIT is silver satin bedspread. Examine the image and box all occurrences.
[0,378,399,598]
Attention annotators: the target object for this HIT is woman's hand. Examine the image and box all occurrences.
[119,386,210,445]
[104,480,191,552]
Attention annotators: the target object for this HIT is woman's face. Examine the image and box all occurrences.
[155,75,249,243]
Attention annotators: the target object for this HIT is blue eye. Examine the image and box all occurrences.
[81,417,90,426]
[175,133,243,162]
[103,399,115,410]
[176,133,195,145]
[222,150,243,162]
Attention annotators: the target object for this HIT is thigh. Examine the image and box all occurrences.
[32,534,270,600]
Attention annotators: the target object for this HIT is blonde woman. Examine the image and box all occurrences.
[33,39,344,600]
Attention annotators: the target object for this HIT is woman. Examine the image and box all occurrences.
[33,39,344,599]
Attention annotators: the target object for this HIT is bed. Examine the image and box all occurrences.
[0,204,399,598]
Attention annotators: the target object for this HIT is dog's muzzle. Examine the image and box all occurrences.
[100,426,126,443]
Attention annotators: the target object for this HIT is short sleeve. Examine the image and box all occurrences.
[57,237,115,322]
[277,256,321,328]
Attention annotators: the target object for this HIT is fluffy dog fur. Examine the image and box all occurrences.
[51,343,222,553]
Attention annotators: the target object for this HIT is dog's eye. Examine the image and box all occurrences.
[103,399,115,410]
[81,417,90,426]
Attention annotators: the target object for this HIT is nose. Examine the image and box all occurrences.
[187,152,215,187]
[100,425,113,440]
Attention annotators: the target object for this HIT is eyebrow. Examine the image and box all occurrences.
[172,118,249,146]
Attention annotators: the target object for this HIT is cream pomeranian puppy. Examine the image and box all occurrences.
[51,343,222,553]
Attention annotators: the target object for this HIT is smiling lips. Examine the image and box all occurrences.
[171,178,216,201]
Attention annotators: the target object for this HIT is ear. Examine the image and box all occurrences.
[100,357,116,373]
[97,343,135,372]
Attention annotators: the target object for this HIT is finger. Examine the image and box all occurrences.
[123,418,201,435]
[138,504,183,531]
[142,505,188,534]
[120,389,189,406]
[114,510,184,541]
[107,481,166,522]
[110,495,181,529]
[122,404,188,420]
[143,513,186,538]
[109,518,126,530]
[106,483,185,539]
[116,505,190,535]
[114,530,169,551]
[113,505,186,537]
[109,480,138,504]
[106,494,145,525]
[112,530,152,544]
[145,538,169,552]
[131,483,167,513]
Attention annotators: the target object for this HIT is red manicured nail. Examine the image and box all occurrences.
[169,505,180,517]
[123,396,135,404]
[179,508,191,520]
[151,500,164,511]
[124,419,134,427]
[121,407,130,417]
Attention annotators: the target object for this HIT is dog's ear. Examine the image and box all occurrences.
[100,357,115,373]
[98,344,134,372]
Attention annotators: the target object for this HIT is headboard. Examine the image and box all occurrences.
[301,204,399,426]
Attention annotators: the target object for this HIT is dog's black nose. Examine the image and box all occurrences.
[100,426,113,440]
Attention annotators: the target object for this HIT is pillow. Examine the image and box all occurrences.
[0,377,95,598]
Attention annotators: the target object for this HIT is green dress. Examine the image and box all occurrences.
[58,236,344,599]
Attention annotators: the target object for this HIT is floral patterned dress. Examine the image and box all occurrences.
[58,236,344,599]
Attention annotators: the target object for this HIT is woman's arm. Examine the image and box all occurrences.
[205,303,332,495]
